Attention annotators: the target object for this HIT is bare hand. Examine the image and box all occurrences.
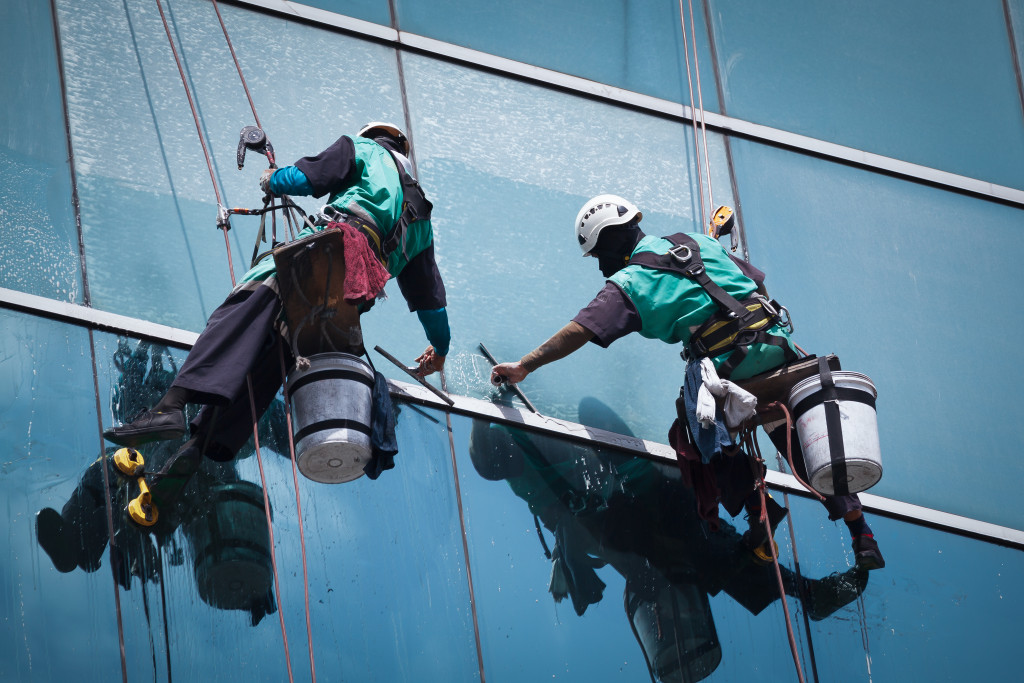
[415,346,445,377]
[491,361,527,386]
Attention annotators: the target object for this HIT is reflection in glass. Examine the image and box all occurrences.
[36,339,286,624]
[465,399,866,682]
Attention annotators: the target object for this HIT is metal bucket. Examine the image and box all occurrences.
[788,370,882,496]
[188,481,273,611]
[626,575,722,683]
[285,352,374,484]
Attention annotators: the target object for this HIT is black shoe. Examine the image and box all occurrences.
[104,408,185,447]
[36,508,77,573]
[853,535,886,570]
[806,567,869,621]
[743,495,789,555]
[148,444,202,508]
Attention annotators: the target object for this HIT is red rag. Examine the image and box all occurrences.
[330,221,391,306]
[668,419,722,531]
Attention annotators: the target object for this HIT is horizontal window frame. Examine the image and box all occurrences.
[224,0,1024,207]
[4,285,1022,549]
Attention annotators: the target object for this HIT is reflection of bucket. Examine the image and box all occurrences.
[286,352,373,484]
[626,577,721,683]
[189,482,273,611]
[788,370,882,496]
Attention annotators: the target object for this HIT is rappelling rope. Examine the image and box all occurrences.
[739,423,807,683]
[685,0,715,219]
[207,0,317,676]
[152,1,315,679]
[153,0,235,285]
[246,376,295,683]
[677,0,717,234]
[677,0,707,230]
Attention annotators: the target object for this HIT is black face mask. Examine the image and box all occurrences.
[591,223,643,277]
[595,252,629,277]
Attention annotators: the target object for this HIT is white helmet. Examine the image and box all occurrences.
[574,194,642,256]
[358,121,409,155]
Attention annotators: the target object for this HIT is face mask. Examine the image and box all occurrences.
[597,252,628,277]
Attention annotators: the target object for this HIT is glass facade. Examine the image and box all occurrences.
[3,0,1023,680]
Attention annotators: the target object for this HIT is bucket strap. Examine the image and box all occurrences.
[817,356,850,497]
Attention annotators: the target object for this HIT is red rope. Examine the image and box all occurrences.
[742,428,807,683]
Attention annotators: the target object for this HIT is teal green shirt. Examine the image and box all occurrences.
[609,234,794,380]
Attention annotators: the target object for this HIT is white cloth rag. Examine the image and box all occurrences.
[696,358,758,430]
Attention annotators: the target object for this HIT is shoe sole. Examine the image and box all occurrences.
[103,427,185,448]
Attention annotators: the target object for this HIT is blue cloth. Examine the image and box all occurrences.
[268,165,314,196]
[364,371,398,479]
[415,307,451,356]
[682,360,733,464]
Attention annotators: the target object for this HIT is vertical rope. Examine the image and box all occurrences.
[440,370,488,683]
[775,455,821,683]
[247,376,296,683]
[87,329,129,682]
[686,0,715,213]
[279,345,318,683]
[743,428,807,683]
[677,0,707,230]
[153,0,236,285]
[211,0,262,131]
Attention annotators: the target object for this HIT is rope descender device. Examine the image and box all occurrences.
[237,125,275,169]
[710,205,741,253]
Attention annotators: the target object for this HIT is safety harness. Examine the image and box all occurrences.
[334,148,432,265]
[627,233,796,378]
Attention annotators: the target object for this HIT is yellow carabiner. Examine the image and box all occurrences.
[127,477,159,527]
[113,448,145,476]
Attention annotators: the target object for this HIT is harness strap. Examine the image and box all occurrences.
[627,232,797,376]
[817,356,851,496]
[629,233,751,320]
[380,149,433,262]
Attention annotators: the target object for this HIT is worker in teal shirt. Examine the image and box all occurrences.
[491,194,884,571]
[103,123,450,489]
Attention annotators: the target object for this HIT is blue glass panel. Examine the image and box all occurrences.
[777,495,1023,682]
[394,0,720,110]
[297,0,391,27]
[0,0,82,301]
[55,0,404,330]
[452,408,882,682]
[730,137,1024,529]
[0,311,124,680]
[372,53,735,444]
[706,0,1024,189]
[454,407,1023,681]
[82,330,478,680]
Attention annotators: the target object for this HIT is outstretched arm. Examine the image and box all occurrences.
[490,321,594,385]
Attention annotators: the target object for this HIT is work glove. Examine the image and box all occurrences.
[259,168,276,195]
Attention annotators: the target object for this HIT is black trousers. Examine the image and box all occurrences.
[171,279,292,461]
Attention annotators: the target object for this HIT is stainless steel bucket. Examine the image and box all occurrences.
[285,352,374,483]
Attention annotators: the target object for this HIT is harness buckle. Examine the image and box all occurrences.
[667,244,692,264]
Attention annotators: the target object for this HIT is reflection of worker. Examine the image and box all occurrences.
[37,340,280,625]
[103,123,450,488]
[491,196,883,570]
[468,398,867,682]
